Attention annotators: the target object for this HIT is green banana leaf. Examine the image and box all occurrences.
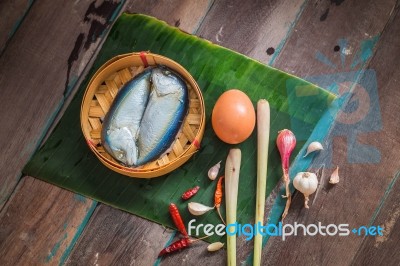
[23,14,336,243]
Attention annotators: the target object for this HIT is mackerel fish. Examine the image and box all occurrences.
[101,66,188,167]
[136,66,188,165]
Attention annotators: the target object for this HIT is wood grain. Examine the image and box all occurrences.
[352,172,400,266]
[65,204,173,265]
[125,0,214,34]
[0,0,124,210]
[351,5,400,264]
[261,0,400,265]
[195,0,307,64]
[0,0,33,54]
[272,0,396,76]
[0,176,96,265]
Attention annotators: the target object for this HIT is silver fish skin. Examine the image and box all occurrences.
[136,66,189,165]
[101,68,152,166]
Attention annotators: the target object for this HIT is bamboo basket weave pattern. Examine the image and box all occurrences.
[80,53,205,178]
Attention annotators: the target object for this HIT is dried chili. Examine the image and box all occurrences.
[158,236,209,257]
[158,237,192,257]
[214,176,225,224]
[169,203,188,237]
[181,186,200,200]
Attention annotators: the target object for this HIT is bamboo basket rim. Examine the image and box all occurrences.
[80,52,205,178]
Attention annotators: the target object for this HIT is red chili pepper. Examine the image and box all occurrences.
[169,203,188,237]
[181,186,200,200]
[214,176,225,224]
[158,237,192,257]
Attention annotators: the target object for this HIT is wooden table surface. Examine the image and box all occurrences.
[1,0,400,265]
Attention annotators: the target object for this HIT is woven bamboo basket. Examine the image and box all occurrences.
[80,52,205,178]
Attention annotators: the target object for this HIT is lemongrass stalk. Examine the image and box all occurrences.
[253,100,270,266]
[225,149,241,266]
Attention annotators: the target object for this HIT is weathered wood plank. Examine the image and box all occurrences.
[65,204,172,265]
[0,0,124,209]
[261,0,400,265]
[352,172,400,265]
[350,5,400,264]
[272,0,396,76]
[0,176,96,265]
[195,0,307,64]
[125,0,214,34]
[0,0,33,54]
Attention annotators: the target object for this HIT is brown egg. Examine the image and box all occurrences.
[212,89,256,144]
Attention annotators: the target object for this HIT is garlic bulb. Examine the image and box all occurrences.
[329,166,339,184]
[207,242,224,252]
[188,202,214,215]
[208,161,221,180]
[303,141,323,157]
[293,172,318,208]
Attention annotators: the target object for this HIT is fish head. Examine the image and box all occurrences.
[105,127,138,166]
[151,67,186,96]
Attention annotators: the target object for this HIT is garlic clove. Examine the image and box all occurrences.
[329,166,340,184]
[188,202,214,216]
[207,242,224,252]
[208,161,221,180]
[303,141,324,157]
